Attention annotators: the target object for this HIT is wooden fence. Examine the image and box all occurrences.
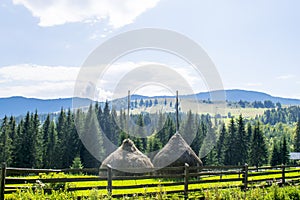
[1,162,300,199]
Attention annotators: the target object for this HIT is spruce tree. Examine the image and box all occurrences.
[42,114,51,168]
[155,113,167,146]
[81,105,103,168]
[203,147,218,166]
[63,109,79,168]
[12,119,24,167]
[8,116,17,166]
[183,110,196,145]
[22,112,35,168]
[280,135,289,165]
[0,116,13,166]
[249,122,268,168]
[236,115,248,165]
[270,142,281,166]
[166,115,176,140]
[216,123,227,165]
[46,121,58,168]
[295,120,300,152]
[198,120,208,159]
[135,114,147,151]
[56,108,67,168]
[32,111,43,168]
[224,117,237,165]
[246,123,253,162]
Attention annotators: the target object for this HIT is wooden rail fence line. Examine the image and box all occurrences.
[1,163,300,199]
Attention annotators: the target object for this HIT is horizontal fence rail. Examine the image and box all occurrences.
[1,163,300,199]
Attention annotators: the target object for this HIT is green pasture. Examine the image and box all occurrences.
[5,167,300,198]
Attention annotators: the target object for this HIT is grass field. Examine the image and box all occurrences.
[130,98,267,119]
[5,167,300,199]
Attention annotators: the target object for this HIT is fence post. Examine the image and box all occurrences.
[281,164,285,185]
[243,163,248,190]
[107,164,112,196]
[184,163,189,200]
[0,163,6,200]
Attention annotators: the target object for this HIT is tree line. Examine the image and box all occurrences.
[1,102,300,169]
[261,106,300,125]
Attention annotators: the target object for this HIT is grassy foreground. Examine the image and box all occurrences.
[6,184,300,200]
[5,168,300,199]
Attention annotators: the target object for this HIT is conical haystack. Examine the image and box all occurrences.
[100,139,153,175]
[153,132,203,169]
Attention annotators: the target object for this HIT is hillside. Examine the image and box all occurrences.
[0,89,300,117]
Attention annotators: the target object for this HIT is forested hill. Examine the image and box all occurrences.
[1,90,300,117]
[190,90,300,105]
[0,96,92,118]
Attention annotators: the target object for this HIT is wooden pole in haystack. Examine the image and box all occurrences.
[127,90,130,136]
[176,90,179,132]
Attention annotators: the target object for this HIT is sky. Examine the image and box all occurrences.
[0,0,300,100]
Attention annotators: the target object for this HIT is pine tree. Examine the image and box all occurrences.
[182,110,196,145]
[101,101,118,146]
[146,136,162,155]
[198,120,208,159]
[70,156,84,170]
[56,108,67,168]
[155,113,168,146]
[42,114,51,168]
[12,119,24,167]
[22,112,35,168]
[46,121,58,168]
[32,111,43,168]
[249,122,268,168]
[216,123,227,165]
[8,116,16,144]
[199,125,216,164]
[118,131,128,145]
[139,98,144,107]
[270,142,281,166]
[8,116,17,166]
[0,116,13,166]
[280,135,289,165]
[119,109,125,131]
[166,115,176,140]
[63,109,79,168]
[224,118,237,165]
[246,123,253,162]
[203,147,218,166]
[81,105,103,168]
[191,114,203,156]
[236,115,248,165]
[135,114,147,151]
[295,120,300,152]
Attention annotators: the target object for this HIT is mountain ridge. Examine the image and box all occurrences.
[1,89,299,118]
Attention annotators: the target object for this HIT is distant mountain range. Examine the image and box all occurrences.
[1,89,300,118]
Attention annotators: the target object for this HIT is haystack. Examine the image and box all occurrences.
[100,139,153,175]
[152,132,203,169]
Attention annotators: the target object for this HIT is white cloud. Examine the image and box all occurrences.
[0,64,80,99]
[89,31,108,40]
[96,62,207,100]
[0,62,206,100]
[246,82,262,87]
[0,64,79,82]
[276,74,295,80]
[12,0,160,28]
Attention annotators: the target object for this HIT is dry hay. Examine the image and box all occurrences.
[152,132,203,169]
[100,139,153,175]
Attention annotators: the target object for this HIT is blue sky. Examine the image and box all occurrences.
[0,0,299,99]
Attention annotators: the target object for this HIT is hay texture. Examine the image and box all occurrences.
[100,139,153,175]
[153,132,203,168]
